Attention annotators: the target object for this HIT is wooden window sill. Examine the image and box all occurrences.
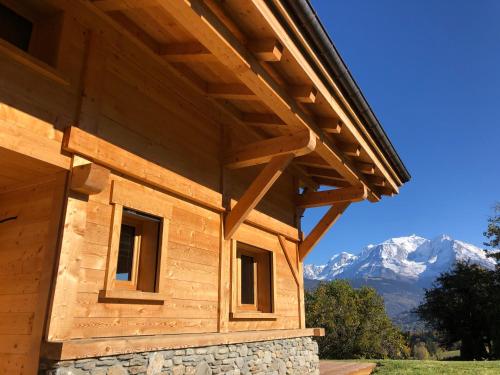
[98,289,164,303]
[0,39,69,86]
[230,312,277,320]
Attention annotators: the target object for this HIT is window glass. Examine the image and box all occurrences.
[116,224,136,281]
[0,4,33,51]
[240,255,255,304]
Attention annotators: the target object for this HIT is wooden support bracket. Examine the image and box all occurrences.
[278,235,299,287]
[225,154,294,239]
[225,130,316,169]
[296,186,367,209]
[70,162,110,195]
[298,202,351,261]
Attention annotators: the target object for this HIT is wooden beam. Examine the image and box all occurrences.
[278,235,300,287]
[161,39,283,62]
[224,130,316,169]
[356,162,375,175]
[306,167,343,180]
[296,155,331,169]
[299,202,350,260]
[338,142,361,157]
[296,186,367,208]
[314,177,352,188]
[366,175,386,187]
[160,42,213,62]
[156,0,389,197]
[70,162,110,195]
[206,83,256,100]
[318,118,342,134]
[225,154,294,239]
[251,0,401,191]
[92,0,157,12]
[42,328,323,360]
[288,85,317,103]
[206,83,317,103]
[247,39,284,62]
[241,112,286,128]
[62,126,223,211]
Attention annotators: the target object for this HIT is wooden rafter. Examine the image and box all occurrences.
[251,0,401,191]
[317,118,342,134]
[225,154,294,239]
[306,167,343,180]
[224,130,316,169]
[356,161,375,175]
[299,202,351,260]
[296,186,367,209]
[160,39,283,62]
[154,0,386,197]
[337,142,361,157]
[206,83,317,103]
[313,177,351,188]
[241,112,286,128]
[366,175,386,186]
[92,0,157,12]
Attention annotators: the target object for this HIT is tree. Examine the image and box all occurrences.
[416,262,498,360]
[306,280,409,359]
[484,202,500,261]
[413,342,430,360]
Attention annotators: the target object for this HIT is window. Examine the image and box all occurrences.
[231,241,276,318]
[115,208,161,293]
[0,4,33,52]
[100,180,172,302]
[0,1,63,68]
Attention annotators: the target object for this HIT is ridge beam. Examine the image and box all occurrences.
[225,154,294,239]
[299,202,351,260]
[225,130,316,169]
[296,186,367,209]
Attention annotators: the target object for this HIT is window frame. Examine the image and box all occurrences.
[100,180,172,303]
[230,240,277,320]
[0,0,67,85]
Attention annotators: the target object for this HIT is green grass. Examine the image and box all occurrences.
[372,360,500,375]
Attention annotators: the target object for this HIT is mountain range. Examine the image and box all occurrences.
[304,235,497,330]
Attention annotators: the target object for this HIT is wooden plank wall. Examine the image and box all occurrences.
[0,174,66,374]
[0,0,302,345]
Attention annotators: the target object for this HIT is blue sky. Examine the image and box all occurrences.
[303,0,500,264]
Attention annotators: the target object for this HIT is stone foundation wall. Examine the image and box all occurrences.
[40,337,319,375]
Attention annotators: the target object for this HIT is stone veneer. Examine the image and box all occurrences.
[40,337,319,375]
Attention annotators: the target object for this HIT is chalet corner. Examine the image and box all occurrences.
[0,0,410,374]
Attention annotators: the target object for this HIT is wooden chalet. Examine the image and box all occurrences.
[0,0,410,374]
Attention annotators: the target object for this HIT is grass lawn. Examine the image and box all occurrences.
[373,360,500,374]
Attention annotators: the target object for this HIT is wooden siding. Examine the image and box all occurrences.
[0,173,66,375]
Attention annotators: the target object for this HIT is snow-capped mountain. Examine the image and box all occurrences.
[304,234,496,283]
[304,235,497,328]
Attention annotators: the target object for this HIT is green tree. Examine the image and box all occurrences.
[484,202,500,261]
[416,262,498,360]
[305,280,408,359]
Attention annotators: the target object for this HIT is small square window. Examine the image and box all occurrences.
[114,208,161,293]
[0,4,33,52]
[235,243,274,314]
[0,1,63,68]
